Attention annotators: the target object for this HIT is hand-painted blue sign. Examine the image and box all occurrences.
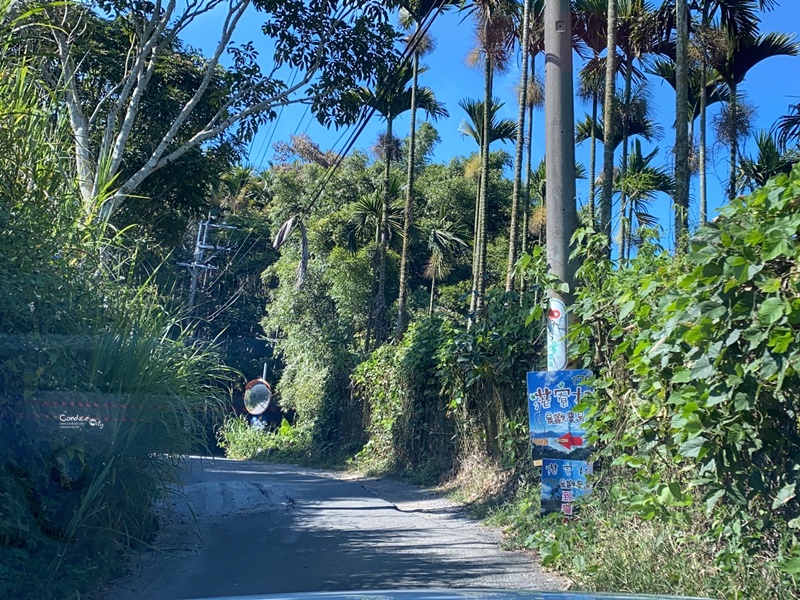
[527,369,592,458]
[541,458,593,517]
[527,369,593,516]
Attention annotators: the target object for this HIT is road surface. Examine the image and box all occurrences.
[101,457,567,599]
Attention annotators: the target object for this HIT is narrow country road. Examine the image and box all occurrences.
[101,457,567,599]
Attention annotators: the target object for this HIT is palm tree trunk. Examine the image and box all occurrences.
[699,67,708,224]
[699,2,710,225]
[524,60,536,250]
[396,48,420,338]
[469,173,481,318]
[520,62,535,300]
[728,81,738,201]
[627,195,635,257]
[429,272,435,314]
[376,116,392,345]
[601,0,617,253]
[475,59,493,317]
[505,0,532,292]
[589,85,598,222]
[674,0,690,251]
[619,53,633,262]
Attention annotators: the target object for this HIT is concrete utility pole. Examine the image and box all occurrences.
[544,0,578,371]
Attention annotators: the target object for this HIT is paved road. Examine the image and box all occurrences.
[102,457,566,599]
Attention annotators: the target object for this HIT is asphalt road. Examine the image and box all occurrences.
[102,457,567,600]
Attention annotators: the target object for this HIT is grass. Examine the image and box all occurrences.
[489,483,799,600]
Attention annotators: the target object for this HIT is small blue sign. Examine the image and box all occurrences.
[541,458,593,516]
[527,369,592,459]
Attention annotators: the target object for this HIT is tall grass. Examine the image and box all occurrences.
[0,5,235,598]
[490,484,799,600]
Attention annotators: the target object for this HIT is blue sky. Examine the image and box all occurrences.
[182,2,800,242]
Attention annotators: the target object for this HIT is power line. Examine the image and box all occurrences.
[295,2,448,218]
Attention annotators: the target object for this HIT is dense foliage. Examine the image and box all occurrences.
[0,40,231,600]
[486,168,800,598]
[570,166,800,570]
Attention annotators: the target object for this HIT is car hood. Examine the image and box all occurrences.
[192,589,712,600]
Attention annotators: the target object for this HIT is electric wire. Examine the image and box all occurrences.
[292,1,449,219]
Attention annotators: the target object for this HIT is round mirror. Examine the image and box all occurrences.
[243,379,272,415]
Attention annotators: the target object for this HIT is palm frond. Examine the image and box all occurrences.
[774,101,800,148]
[458,96,517,147]
[739,130,800,191]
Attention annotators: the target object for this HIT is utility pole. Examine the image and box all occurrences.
[544,0,578,371]
[178,214,235,326]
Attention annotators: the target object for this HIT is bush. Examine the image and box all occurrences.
[217,415,305,460]
[497,484,796,600]
[352,316,457,481]
[352,282,547,485]
[520,165,800,595]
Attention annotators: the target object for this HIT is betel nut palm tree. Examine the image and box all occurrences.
[353,60,447,345]
[458,96,516,319]
[463,0,516,320]
[395,0,458,337]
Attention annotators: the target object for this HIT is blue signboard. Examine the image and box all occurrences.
[527,369,593,516]
[541,458,593,517]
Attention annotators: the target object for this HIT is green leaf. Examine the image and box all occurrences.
[725,329,741,346]
[706,488,726,513]
[772,482,796,509]
[763,235,791,261]
[691,244,719,265]
[768,328,794,354]
[690,357,715,380]
[759,297,785,324]
[744,230,765,246]
[672,369,692,383]
[679,436,707,459]
[619,300,636,320]
[780,556,800,574]
[758,278,782,293]
[668,482,683,502]
[726,255,762,283]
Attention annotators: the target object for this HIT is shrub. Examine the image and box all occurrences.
[565,165,800,584]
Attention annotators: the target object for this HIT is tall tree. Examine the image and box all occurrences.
[458,97,516,316]
[34,0,401,223]
[690,0,767,223]
[505,0,533,291]
[396,0,457,338]
[614,0,670,252]
[519,0,545,289]
[708,28,799,200]
[601,0,618,248]
[575,0,610,222]
[465,0,516,319]
[521,70,545,265]
[674,0,690,249]
[355,62,447,345]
